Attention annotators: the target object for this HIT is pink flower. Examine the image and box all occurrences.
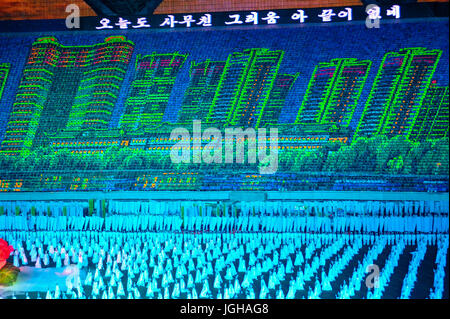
[0,238,14,270]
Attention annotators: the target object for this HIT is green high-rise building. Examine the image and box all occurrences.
[410,83,449,141]
[120,52,188,130]
[177,60,226,124]
[354,48,442,140]
[295,58,371,127]
[0,36,134,156]
[206,48,284,128]
[259,73,298,126]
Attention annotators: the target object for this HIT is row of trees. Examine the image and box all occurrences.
[278,136,448,175]
[0,146,173,172]
[0,136,448,175]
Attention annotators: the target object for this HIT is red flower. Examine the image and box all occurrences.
[0,238,14,270]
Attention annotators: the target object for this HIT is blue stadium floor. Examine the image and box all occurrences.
[1,231,448,299]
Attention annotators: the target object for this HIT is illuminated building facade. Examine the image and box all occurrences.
[295,58,371,127]
[259,73,298,126]
[354,48,442,140]
[120,52,188,130]
[66,36,134,131]
[0,36,134,156]
[410,83,449,141]
[206,48,284,128]
[177,60,226,124]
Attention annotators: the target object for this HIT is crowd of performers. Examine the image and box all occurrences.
[0,199,448,299]
[0,200,448,233]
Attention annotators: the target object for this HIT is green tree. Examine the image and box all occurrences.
[375,135,412,174]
